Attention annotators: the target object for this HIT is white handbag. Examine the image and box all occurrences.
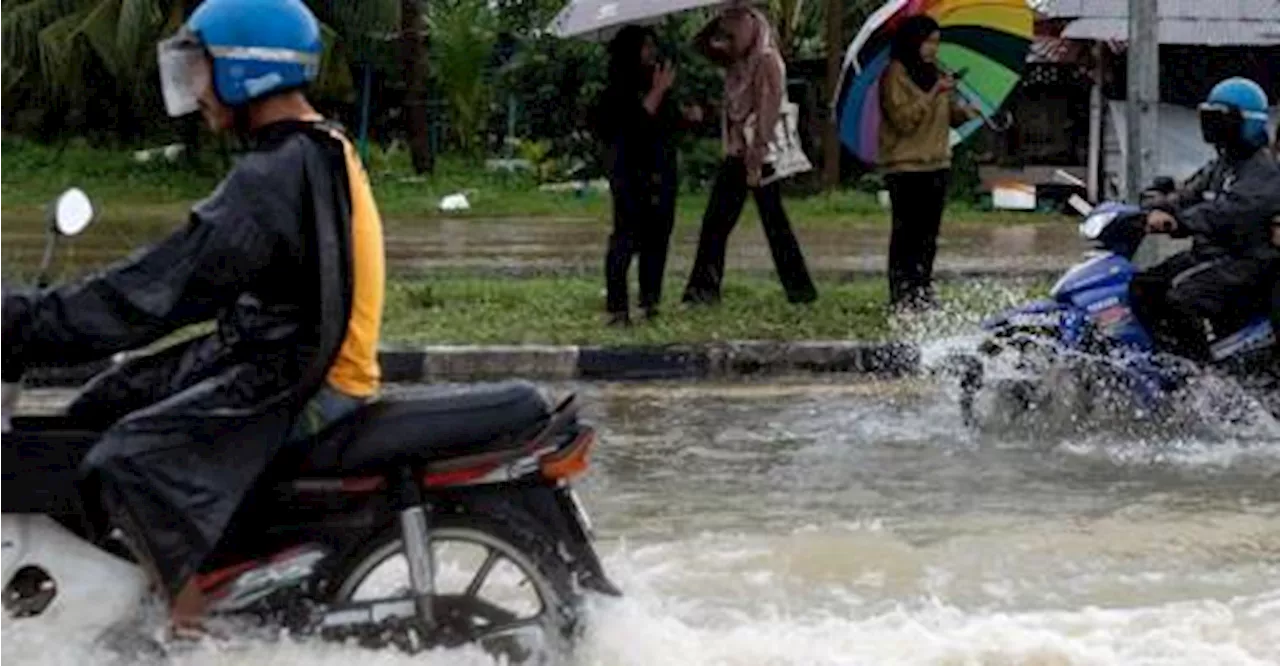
[742,64,813,186]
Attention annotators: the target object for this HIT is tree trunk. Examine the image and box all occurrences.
[821,0,842,189]
[401,0,434,174]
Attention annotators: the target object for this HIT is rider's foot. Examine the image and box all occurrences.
[170,579,208,636]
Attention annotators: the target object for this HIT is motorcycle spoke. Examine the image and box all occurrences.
[464,548,501,598]
[444,594,522,628]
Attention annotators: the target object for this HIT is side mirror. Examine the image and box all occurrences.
[37,188,95,287]
[53,188,95,237]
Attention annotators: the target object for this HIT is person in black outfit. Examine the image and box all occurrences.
[593,25,697,325]
[681,7,817,306]
[878,16,977,311]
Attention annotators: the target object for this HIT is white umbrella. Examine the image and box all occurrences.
[548,0,735,41]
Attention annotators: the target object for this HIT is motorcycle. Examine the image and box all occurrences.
[1,188,619,663]
[947,188,1277,427]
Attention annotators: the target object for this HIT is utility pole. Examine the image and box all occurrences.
[1126,0,1162,265]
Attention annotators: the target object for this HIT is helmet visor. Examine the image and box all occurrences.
[1198,102,1242,146]
[157,30,209,118]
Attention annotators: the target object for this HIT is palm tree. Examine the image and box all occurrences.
[2,0,398,140]
[426,0,497,157]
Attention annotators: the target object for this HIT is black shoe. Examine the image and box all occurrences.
[606,312,632,327]
[787,289,818,305]
[682,291,720,307]
[641,306,660,321]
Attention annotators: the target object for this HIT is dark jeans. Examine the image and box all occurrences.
[606,173,676,314]
[288,382,368,441]
[1130,250,1272,361]
[885,169,949,308]
[683,158,817,304]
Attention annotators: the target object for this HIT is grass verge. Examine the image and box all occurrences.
[385,276,890,345]
[382,275,1045,346]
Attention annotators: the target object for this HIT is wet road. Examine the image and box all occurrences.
[1,215,1085,279]
[5,378,1279,665]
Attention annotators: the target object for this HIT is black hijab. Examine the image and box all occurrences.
[607,25,657,96]
[594,24,668,145]
[891,15,941,92]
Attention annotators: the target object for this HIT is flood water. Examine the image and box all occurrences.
[1,214,1084,279]
[5,378,1279,665]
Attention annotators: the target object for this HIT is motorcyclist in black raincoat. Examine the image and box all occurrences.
[1130,77,1280,362]
[1,0,385,633]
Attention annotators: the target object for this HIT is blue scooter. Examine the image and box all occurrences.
[950,193,1277,426]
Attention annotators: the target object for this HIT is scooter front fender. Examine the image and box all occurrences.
[981,299,1066,332]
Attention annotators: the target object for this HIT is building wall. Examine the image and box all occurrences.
[1103,46,1280,104]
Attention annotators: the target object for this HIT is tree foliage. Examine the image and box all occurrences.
[1,0,399,140]
[426,0,497,156]
[2,0,886,163]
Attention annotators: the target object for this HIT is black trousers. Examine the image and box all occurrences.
[1129,250,1273,361]
[683,158,817,304]
[606,172,676,314]
[885,169,949,308]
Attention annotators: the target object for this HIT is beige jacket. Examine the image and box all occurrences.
[878,60,969,173]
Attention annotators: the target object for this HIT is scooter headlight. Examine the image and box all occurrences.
[1080,211,1118,241]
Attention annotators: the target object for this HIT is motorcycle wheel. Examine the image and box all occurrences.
[329,505,578,664]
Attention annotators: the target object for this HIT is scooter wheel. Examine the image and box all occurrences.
[328,502,578,664]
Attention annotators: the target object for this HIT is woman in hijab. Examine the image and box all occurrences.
[681,6,817,306]
[593,25,700,326]
[879,14,978,311]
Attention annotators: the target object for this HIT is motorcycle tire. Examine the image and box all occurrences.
[327,500,579,664]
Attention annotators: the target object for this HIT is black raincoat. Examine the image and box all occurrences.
[1160,146,1280,262]
[1131,146,1280,358]
[2,120,358,595]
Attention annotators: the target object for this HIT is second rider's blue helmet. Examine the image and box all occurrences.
[1199,77,1271,152]
[157,0,322,117]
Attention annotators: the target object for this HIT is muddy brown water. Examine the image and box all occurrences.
[6,377,1278,665]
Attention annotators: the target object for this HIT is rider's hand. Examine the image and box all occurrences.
[1145,210,1178,234]
[934,75,957,95]
[1140,189,1171,208]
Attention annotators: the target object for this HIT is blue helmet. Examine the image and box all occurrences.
[158,0,321,116]
[1199,77,1271,151]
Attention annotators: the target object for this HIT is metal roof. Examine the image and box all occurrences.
[1038,0,1280,45]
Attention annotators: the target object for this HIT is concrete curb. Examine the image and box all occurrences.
[390,265,1067,281]
[22,341,920,388]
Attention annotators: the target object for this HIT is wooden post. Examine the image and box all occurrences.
[1127,0,1162,263]
[1086,42,1103,202]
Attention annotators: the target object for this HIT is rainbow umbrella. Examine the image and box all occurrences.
[834,0,1033,165]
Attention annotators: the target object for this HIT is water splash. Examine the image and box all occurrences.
[913,282,1280,445]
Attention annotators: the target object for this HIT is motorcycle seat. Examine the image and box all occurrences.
[289,380,554,476]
